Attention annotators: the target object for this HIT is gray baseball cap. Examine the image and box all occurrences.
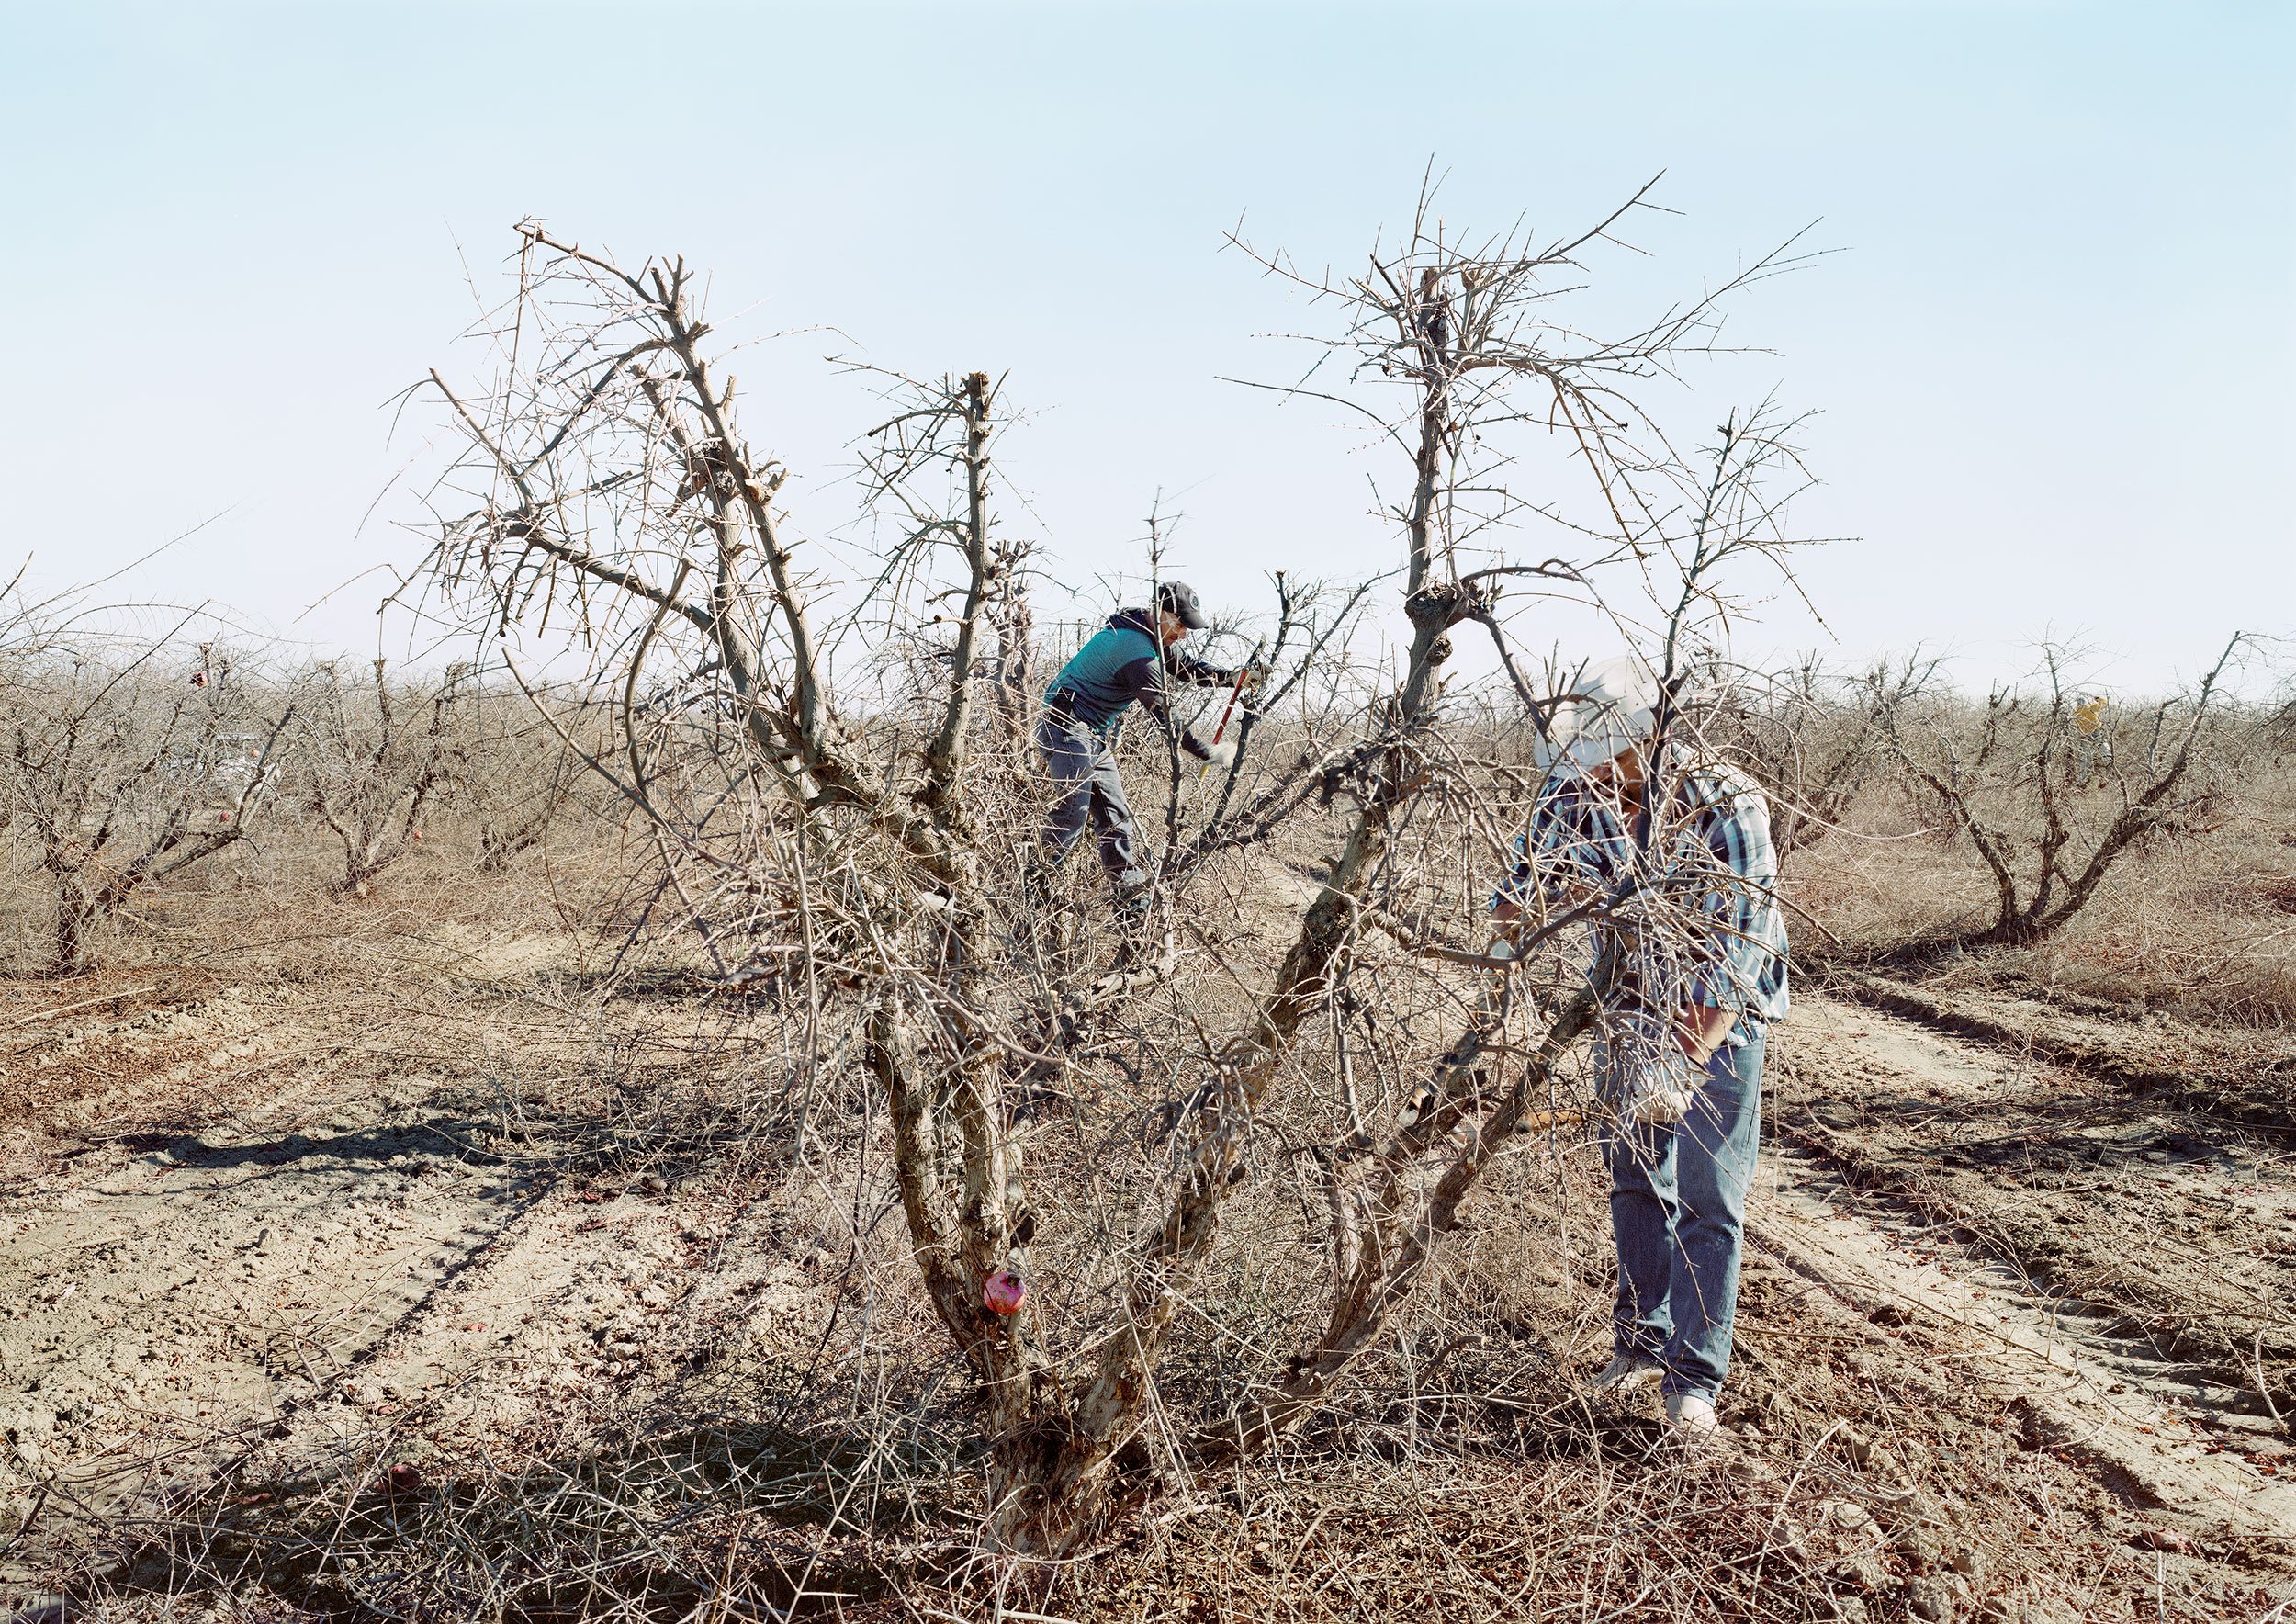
[1155,581,1210,630]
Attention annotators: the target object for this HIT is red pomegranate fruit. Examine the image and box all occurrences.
[983,1268,1026,1315]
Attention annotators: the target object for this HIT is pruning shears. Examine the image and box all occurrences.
[1198,638,1267,781]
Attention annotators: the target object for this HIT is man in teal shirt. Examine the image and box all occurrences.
[1030,581,1246,920]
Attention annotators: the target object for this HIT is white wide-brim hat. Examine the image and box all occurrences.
[1533,657,1660,773]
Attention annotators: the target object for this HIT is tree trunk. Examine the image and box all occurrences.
[50,879,99,978]
[993,577,1036,803]
[339,834,395,898]
[478,818,547,873]
[1975,911,2047,949]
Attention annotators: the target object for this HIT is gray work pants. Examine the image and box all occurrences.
[1036,714,1146,896]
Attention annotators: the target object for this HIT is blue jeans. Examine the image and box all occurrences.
[1601,1027,1764,1401]
[1036,714,1146,895]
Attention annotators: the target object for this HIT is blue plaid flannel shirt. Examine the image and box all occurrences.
[1492,757,1790,1043]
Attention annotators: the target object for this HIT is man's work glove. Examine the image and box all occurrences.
[1239,660,1271,692]
[1629,1085,1694,1126]
[1201,739,1238,771]
[1602,1010,1702,1126]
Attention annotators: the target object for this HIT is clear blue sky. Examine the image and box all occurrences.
[3,2,2288,692]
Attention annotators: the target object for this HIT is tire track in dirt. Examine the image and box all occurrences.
[1773,991,2296,1415]
[1821,969,2296,1138]
[1755,994,2296,1554]
[0,976,823,1612]
[0,1050,537,1586]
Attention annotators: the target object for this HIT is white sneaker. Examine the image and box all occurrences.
[1664,1391,1723,1436]
[1587,1353,1663,1394]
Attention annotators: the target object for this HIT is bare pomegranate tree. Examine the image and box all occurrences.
[0,637,292,976]
[1879,637,2247,946]
[463,682,585,874]
[1702,656,1932,861]
[293,657,468,897]
[411,195,1816,1553]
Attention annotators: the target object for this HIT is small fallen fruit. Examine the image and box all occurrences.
[983,1268,1026,1315]
[386,1461,422,1494]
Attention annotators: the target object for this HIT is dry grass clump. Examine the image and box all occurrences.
[1782,786,1996,960]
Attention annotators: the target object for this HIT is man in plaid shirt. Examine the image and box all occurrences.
[1491,660,1788,1438]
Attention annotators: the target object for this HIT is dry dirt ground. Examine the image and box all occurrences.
[1,948,2291,1621]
